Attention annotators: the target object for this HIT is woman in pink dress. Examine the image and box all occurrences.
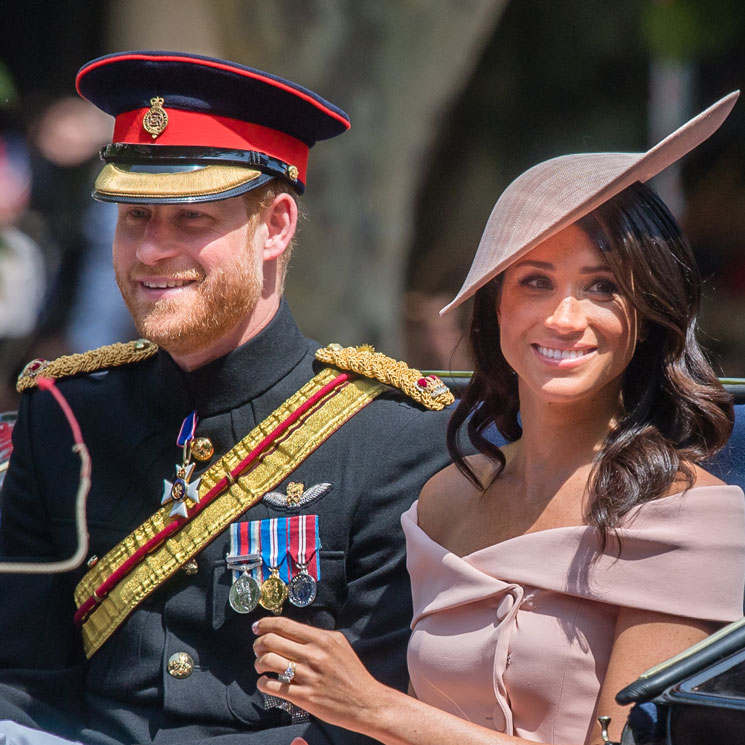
[252,92,745,745]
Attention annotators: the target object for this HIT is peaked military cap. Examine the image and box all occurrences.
[76,51,350,202]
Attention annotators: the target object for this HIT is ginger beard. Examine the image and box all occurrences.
[116,247,264,357]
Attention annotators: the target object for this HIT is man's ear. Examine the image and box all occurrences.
[262,193,297,261]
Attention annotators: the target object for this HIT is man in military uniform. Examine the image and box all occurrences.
[0,51,456,745]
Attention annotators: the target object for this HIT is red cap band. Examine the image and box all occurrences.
[113,108,309,183]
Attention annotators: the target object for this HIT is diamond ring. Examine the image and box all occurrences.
[278,659,296,683]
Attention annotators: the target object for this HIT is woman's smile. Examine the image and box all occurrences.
[531,343,597,367]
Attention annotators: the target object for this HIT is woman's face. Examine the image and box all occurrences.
[497,223,637,408]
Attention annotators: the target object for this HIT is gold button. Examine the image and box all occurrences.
[167,652,194,678]
[191,437,214,462]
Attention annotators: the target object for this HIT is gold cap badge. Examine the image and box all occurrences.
[143,96,169,139]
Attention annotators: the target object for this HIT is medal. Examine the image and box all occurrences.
[161,410,202,518]
[258,518,290,614]
[229,572,261,613]
[287,514,321,608]
[227,515,321,616]
[227,522,264,614]
[259,568,289,614]
[288,564,317,607]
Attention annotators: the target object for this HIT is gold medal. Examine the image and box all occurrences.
[259,569,288,615]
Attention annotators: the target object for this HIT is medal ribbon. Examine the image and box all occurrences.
[228,521,253,583]
[176,410,198,447]
[248,520,264,583]
[287,515,320,580]
[260,518,289,583]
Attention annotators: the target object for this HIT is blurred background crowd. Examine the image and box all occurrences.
[0,0,744,412]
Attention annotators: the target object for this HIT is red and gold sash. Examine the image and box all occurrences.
[74,368,386,657]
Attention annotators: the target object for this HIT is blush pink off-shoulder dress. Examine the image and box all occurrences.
[402,485,745,744]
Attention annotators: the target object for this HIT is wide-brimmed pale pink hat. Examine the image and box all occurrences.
[441,91,739,315]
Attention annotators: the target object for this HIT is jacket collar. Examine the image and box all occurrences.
[154,299,312,416]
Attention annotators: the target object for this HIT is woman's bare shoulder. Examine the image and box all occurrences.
[666,464,727,495]
[417,454,495,541]
[690,464,727,488]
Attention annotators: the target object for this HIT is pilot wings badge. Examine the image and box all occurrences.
[263,481,332,510]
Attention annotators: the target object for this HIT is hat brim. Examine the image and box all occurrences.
[92,163,272,204]
[441,90,739,315]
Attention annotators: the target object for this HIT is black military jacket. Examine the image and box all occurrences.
[0,302,454,745]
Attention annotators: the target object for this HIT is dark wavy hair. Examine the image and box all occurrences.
[447,181,734,547]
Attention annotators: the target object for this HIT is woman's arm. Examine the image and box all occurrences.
[253,616,527,745]
[254,612,715,745]
[589,607,713,744]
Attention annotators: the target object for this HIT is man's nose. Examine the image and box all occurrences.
[545,295,587,332]
[134,215,181,265]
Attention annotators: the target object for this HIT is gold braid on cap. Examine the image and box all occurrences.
[315,344,454,411]
[17,339,158,393]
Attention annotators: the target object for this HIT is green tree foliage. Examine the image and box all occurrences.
[642,0,745,60]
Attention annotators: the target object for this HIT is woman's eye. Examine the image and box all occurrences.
[588,279,619,295]
[520,275,552,290]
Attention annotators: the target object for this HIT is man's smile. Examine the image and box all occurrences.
[140,278,195,290]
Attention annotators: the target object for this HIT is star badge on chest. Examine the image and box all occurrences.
[161,462,202,518]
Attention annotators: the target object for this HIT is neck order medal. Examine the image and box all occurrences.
[161,411,202,519]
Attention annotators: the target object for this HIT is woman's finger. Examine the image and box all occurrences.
[253,616,327,643]
[257,672,310,700]
[254,650,301,679]
[253,631,309,664]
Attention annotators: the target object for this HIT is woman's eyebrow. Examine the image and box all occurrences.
[514,260,612,274]
[514,260,553,270]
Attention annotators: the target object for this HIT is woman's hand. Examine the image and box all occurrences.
[253,616,397,734]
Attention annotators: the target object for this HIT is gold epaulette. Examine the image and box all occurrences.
[16,339,158,393]
[315,343,455,411]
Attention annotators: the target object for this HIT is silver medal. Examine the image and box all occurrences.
[288,569,317,608]
[229,573,261,613]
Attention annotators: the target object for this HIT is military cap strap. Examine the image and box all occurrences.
[315,344,455,411]
[101,144,300,185]
[74,367,386,658]
[16,339,158,393]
